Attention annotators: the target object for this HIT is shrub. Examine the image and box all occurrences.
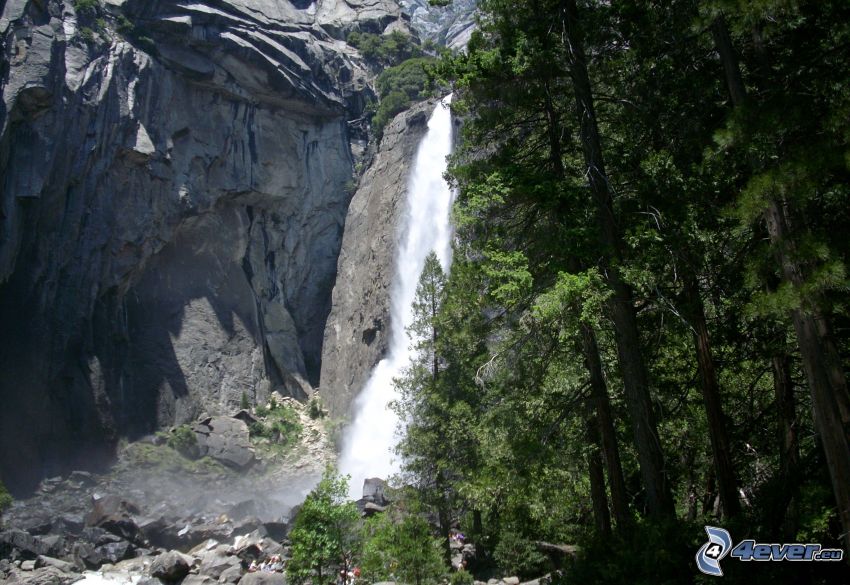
[449,570,475,585]
[308,396,326,419]
[493,531,549,580]
[371,57,437,138]
[240,391,250,411]
[360,507,446,585]
[347,30,422,67]
[250,402,302,448]
[287,469,360,584]
[73,0,99,13]
[0,480,12,513]
[167,425,199,459]
[79,27,96,43]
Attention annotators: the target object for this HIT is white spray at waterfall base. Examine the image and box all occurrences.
[339,95,456,499]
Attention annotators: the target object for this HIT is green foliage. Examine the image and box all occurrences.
[449,570,475,585]
[119,442,228,475]
[167,425,199,459]
[78,27,96,43]
[287,469,360,585]
[360,507,446,585]
[0,480,12,513]
[240,391,250,411]
[73,0,99,13]
[561,520,700,585]
[492,532,549,580]
[388,0,850,582]
[255,404,270,418]
[249,401,302,449]
[347,30,422,67]
[308,396,326,419]
[371,58,438,138]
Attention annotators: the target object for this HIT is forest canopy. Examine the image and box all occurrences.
[380,0,850,583]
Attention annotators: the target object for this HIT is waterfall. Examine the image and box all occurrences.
[339,95,455,499]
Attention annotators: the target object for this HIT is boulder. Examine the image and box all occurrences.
[192,418,256,470]
[361,502,387,517]
[149,550,193,582]
[182,576,218,585]
[34,556,77,573]
[15,565,82,584]
[238,573,288,585]
[219,563,245,584]
[362,478,387,504]
[198,551,241,580]
[85,495,145,544]
[0,529,63,559]
[74,539,134,569]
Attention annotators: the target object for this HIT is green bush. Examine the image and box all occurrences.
[449,570,475,585]
[250,402,302,448]
[0,480,13,513]
[360,508,446,585]
[308,396,326,419]
[347,30,422,67]
[255,404,270,418]
[287,469,360,584]
[79,27,96,43]
[167,425,199,459]
[493,531,549,580]
[240,391,250,411]
[371,57,437,138]
[73,0,99,13]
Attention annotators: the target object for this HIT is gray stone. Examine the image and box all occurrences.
[400,0,477,49]
[34,556,76,573]
[321,100,437,418]
[182,575,218,585]
[237,572,287,585]
[197,548,241,580]
[0,0,405,494]
[149,550,192,582]
[218,563,245,584]
[193,418,255,470]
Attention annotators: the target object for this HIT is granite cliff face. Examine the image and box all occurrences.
[400,0,476,49]
[319,100,435,418]
[0,0,408,493]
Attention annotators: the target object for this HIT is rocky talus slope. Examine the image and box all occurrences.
[0,0,409,493]
[319,99,437,417]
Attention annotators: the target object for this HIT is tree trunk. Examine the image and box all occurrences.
[712,16,850,554]
[684,276,740,518]
[437,470,452,564]
[586,414,612,537]
[560,0,673,517]
[772,353,799,538]
[580,323,631,528]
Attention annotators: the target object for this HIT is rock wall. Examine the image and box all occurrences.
[400,0,476,49]
[0,0,408,493]
[319,99,435,417]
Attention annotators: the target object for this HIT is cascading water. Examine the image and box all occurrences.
[339,95,456,499]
